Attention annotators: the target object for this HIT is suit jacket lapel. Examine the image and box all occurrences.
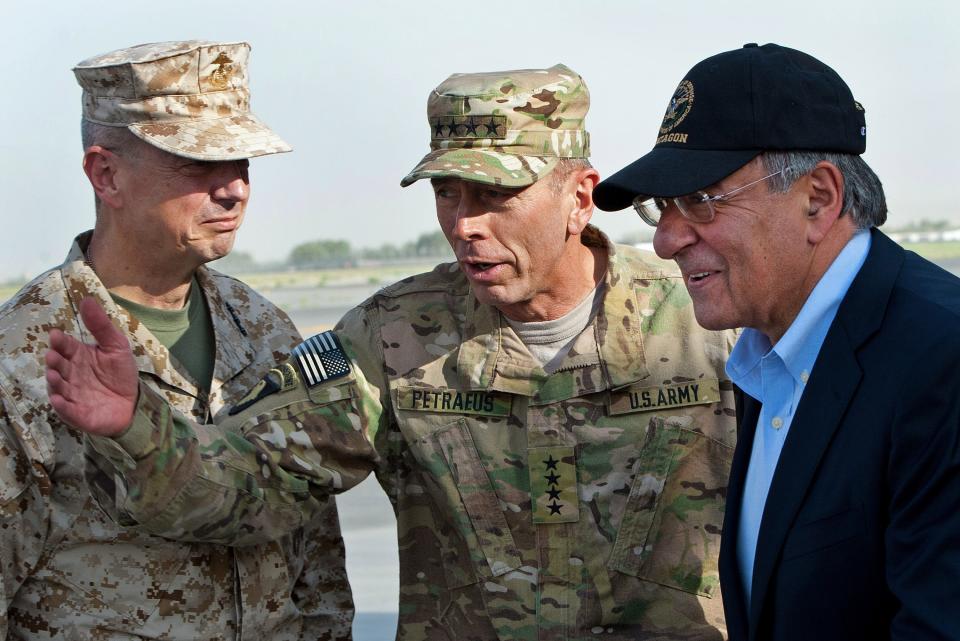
[747,229,904,638]
[720,387,760,640]
[747,329,862,636]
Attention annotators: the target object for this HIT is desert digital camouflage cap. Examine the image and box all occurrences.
[73,40,291,161]
[401,64,590,188]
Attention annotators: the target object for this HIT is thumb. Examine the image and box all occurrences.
[79,297,128,351]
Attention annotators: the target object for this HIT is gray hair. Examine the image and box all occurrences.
[80,120,144,213]
[80,119,142,157]
[548,157,594,195]
[760,151,887,229]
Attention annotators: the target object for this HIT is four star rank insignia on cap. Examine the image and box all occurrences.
[292,331,351,387]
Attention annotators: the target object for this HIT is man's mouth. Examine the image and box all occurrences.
[462,260,506,281]
[688,271,713,283]
[202,216,240,232]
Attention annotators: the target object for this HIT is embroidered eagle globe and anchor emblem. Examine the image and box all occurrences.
[208,51,236,90]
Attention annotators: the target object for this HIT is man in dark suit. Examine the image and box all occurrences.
[590,43,960,641]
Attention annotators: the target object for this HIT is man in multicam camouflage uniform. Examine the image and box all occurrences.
[1,41,353,639]
[50,64,737,640]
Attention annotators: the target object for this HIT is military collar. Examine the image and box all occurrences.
[193,267,259,399]
[60,232,256,404]
[456,226,655,398]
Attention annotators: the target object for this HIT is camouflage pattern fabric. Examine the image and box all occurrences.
[74,40,291,161]
[401,64,590,188]
[87,227,737,640]
[0,232,353,640]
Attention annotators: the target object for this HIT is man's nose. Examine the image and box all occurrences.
[450,192,490,242]
[652,207,698,260]
[212,161,250,204]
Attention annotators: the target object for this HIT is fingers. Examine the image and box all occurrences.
[45,365,69,400]
[48,327,80,360]
[44,345,72,381]
[46,368,78,426]
[79,297,129,352]
[47,391,72,424]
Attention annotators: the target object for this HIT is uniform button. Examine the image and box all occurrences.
[800,370,809,384]
[772,417,784,429]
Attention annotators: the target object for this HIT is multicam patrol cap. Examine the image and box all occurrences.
[73,40,291,161]
[401,64,590,188]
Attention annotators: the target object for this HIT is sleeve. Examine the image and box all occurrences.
[83,305,389,547]
[887,338,960,640]
[0,387,50,636]
[292,497,355,640]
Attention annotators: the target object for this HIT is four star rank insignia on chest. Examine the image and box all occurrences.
[528,445,580,524]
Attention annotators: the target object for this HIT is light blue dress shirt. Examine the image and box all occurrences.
[726,230,871,608]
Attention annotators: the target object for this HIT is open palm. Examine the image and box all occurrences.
[45,297,139,436]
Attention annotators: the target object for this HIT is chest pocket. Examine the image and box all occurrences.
[607,415,732,597]
[406,418,522,587]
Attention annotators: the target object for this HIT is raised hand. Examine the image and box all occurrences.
[46,297,139,436]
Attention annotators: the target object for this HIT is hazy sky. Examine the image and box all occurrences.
[2,0,957,281]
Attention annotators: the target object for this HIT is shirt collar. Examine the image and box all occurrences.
[457,225,654,395]
[727,229,871,397]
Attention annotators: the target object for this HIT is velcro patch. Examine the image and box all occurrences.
[397,386,512,417]
[607,378,720,416]
[431,115,507,140]
[229,362,300,416]
[292,331,351,387]
[529,446,579,524]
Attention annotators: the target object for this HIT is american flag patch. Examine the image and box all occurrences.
[292,331,351,387]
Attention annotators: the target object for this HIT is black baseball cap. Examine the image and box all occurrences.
[593,43,867,211]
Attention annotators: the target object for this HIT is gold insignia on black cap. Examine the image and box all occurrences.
[660,80,695,134]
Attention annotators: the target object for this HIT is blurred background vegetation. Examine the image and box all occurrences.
[3,220,959,306]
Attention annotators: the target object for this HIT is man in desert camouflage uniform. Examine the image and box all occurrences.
[0,41,352,639]
[51,65,737,640]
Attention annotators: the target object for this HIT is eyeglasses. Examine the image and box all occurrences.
[632,167,791,227]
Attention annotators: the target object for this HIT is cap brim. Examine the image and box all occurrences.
[400,148,558,188]
[130,113,292,161]
[594,147,761,211]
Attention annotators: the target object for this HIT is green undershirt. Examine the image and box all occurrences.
[111,278,215,394]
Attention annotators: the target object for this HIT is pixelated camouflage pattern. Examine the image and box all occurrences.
[87,227,736,640]
[401,64,591,188]
[74,40,291,161]
[0,232,352,640]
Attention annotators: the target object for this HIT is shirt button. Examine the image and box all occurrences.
[772,417,784,429]
[800,370,810,384]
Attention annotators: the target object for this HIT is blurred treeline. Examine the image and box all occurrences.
[216,230,454,272]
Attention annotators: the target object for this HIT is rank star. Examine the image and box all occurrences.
[544,472,560,485]
[548,501,563,515]
[463,117,479,136]
[543,455,559,470]
[434,121,446,137]
[546,487,561,501]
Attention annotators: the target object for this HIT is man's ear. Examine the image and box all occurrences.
[83,146,124,210]
[566,166,601,235]
[805,161,846,244]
